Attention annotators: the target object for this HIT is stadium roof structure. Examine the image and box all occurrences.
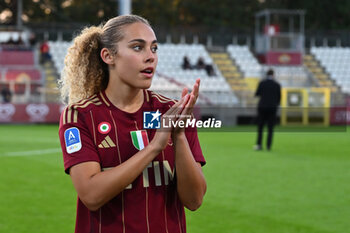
[255,9,306,35]
[254,9,306,64]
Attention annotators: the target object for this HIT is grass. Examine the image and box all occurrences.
[0,125,75,233]
[187,126,350,233]
[0,125,349,233]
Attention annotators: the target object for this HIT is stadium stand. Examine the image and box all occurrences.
[49,41,239,106]
[0,31,29,44]
[303,54,338,92]
[225,44,313,107]
[49,41,71,73]
[227,45,311,87]
[4,68,41,81]
[0,31,45,103]
[48,41,350,108]
[209,51,255,106]
[152,43,238,106]
[0,50,36,65]
[263,66,311,87]
[227,45,262,78]
[310,47,350,94]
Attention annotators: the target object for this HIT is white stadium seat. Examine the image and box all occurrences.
[49,41,238,106]
[311,46,350,93]
[227,45,263,78]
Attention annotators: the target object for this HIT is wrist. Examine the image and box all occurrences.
[148,140,164,154]
[172,131,186,143]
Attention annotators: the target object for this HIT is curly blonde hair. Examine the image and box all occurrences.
[59,15,150,104]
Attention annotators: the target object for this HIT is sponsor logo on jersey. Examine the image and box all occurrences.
[64,127,82,154]
[143,110,161,129]
[98,135,116,148]
[130,130,149,150]
[98,122,111,134]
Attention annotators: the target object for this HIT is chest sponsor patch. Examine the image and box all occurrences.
[64,127,82,154]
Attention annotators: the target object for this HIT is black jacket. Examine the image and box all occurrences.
[255,78,281,109]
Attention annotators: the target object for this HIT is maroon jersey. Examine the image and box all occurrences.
[58,90,205,233]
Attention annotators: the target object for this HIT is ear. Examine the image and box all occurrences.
[100,48,115,65]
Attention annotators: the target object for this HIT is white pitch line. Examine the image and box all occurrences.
[1,148,62,157]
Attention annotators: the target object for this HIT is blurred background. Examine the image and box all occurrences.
[0,0,349,125]
[1,1,350,233]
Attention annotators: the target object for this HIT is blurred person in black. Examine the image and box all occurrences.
[1,87,12,103]
[195,57,205,69]
[182,55,192,69]
[29,32,38,47]
[254,69,281,151]
[195,57,215,76]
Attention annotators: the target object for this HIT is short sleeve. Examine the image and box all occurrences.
[58,107,100,174]
[185,125,206,166]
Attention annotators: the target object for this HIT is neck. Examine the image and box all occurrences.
[105,82,144,113]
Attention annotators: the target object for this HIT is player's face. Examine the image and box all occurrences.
[113,22,158,89]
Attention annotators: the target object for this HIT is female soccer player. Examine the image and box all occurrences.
[58,15,206,233]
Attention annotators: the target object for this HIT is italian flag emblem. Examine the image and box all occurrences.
[130,130,149,150]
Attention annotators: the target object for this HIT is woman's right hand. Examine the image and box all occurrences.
[150,94,190,152]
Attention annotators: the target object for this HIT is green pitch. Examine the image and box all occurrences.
[0,125,349,233]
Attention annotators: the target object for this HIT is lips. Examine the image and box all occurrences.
[141,67,154,74]
[140,67,154,78]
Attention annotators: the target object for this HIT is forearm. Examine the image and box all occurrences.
[174,133,206,211]
[71,142,161,211]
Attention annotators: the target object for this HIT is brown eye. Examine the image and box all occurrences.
[151,46,158,53]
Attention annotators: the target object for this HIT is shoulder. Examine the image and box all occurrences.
[272,80,281,88]
[259,79,268,87]
[265,79,277,86]
[261,78,269,83]
[147,90,177,107]
[60,94,103,126]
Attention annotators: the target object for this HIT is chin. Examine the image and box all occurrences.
[133,83,151,90]
[140,80,152,89]
[141,84,152,90]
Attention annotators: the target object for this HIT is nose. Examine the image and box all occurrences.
[145,49,156,63]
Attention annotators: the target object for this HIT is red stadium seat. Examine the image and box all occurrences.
[0,51,35,65]
[5,69,42,81]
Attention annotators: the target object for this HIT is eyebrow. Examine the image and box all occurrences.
[128,39,158,44]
